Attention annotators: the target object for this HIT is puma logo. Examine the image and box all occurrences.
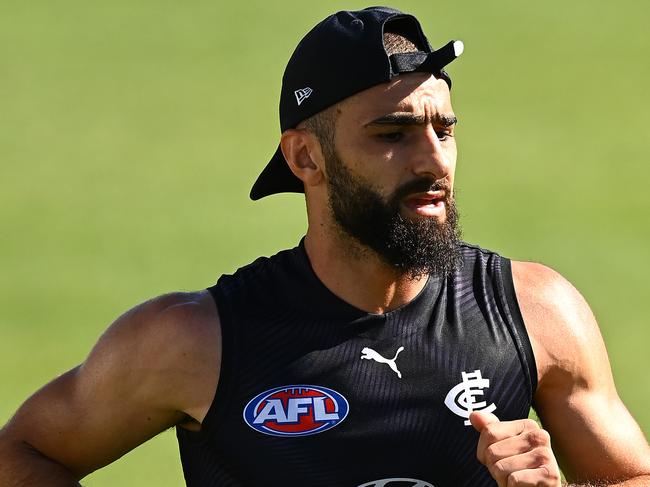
[360,346,405,378]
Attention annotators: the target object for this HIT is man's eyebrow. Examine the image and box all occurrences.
[365,113,458,127]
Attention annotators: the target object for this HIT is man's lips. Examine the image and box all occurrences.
[403,191,447,217]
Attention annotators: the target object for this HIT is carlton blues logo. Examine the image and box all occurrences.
[243,385,349,437]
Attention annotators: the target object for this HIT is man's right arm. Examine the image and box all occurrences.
[0,291,221,486]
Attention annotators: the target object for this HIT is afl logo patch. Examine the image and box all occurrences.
[243,385,349,437]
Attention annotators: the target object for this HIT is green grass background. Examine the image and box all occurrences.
[1,0,648,485]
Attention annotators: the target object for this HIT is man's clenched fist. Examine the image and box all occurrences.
[470,411,562,487]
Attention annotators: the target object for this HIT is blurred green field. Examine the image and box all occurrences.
[1,0,649,485]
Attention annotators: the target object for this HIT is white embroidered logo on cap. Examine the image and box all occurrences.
[294,87,313,106]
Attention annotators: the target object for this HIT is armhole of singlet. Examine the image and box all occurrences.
[498,257,538,401]
[176,283,235,445]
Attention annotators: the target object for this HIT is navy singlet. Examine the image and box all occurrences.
[176,241,537,487]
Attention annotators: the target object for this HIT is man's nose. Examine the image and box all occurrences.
[411,126,453,180]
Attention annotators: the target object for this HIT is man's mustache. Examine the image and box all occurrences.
[392,178,452,202]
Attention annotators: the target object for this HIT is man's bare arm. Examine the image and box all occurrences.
[0,291,220,485]
[0,427,82,486]
[567,480,650,486]
[513,261,650,485]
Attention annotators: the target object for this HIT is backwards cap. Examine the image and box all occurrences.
[250,6,463,200]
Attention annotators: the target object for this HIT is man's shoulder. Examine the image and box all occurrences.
[86,290,220,419]
[510,260,605,383]
[511,260,593,331]
[97,291,220,379]
[118,290,218,339]
[510,260,583,313]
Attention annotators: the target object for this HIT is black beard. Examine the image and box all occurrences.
[325,148,462,279]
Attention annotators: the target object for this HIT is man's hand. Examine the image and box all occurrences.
[470,411,561,487]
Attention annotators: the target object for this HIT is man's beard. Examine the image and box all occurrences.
[325,148,462,279]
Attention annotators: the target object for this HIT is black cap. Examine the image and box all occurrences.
[250,6,464,200]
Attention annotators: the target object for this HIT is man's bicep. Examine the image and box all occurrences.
[1,292,211,478]
[513,261,650,482]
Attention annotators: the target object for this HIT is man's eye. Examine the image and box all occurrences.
[378,132,403,142]
[437,131,453,141]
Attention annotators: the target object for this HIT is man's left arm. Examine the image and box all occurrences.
[472,261,650,486]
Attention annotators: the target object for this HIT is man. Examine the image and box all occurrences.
[1,6,649,487]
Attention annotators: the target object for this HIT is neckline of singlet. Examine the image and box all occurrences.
[288,238,443,322]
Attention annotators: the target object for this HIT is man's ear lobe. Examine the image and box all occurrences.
[280,129,324,187]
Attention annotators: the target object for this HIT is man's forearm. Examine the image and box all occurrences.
[0,439,82,487]
[567,476,650,487]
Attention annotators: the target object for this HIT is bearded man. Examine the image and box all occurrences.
[1,6,650,487]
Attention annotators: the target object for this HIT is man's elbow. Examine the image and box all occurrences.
[0,435,82,487]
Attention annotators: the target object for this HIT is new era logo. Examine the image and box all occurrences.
[294,87,313,106]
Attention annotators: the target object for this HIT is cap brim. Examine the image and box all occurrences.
[249,145,305,200]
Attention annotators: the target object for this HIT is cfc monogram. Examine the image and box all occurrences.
[444,369,497,425]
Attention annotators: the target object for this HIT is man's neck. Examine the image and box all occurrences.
[303,228,428,315]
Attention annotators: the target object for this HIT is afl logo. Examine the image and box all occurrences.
[243,385,349,437]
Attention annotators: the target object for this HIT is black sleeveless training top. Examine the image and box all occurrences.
[176,241,537,487]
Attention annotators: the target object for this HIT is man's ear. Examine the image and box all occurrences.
[280,129,324,188]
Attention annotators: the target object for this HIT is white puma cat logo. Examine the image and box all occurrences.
[360,346,405,378]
